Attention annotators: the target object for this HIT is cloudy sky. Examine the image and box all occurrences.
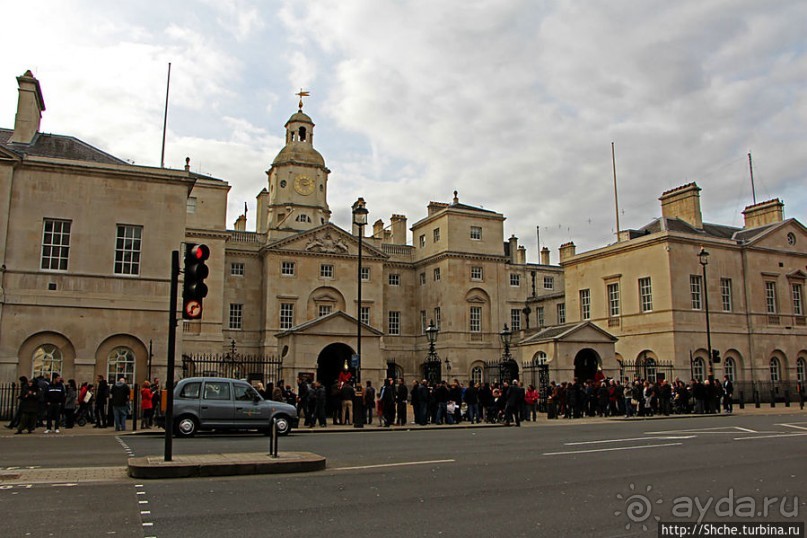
[2,1,805,259]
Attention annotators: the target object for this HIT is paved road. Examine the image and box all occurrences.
[1,412,805,537]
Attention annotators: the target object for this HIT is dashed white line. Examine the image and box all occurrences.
[733,432,807,441]
[333,459,455,471]
[565,435,695,446]
[543,442,683,456]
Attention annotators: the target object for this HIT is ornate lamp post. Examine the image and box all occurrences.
[499,324,513,383]
[698,247,714,380]
[425,319,440,383]
[352,198,368,428]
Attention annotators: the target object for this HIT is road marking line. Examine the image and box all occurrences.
[647,426,755,434]
[140,511,151,515]
[565,435,695,445]
[142,522,153,527]
[778,423,807,431]
[734,433,807,441]
[136,491,146,495]
[333,459,455,471]
[733,427,757,433]
[139,500,149,504]
[544,442,683,456]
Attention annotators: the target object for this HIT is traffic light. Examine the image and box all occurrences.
[711,349,721,364]
[182,243,210,319]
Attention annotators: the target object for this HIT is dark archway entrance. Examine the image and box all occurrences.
[317,343,355,421]
[574,348,601,382]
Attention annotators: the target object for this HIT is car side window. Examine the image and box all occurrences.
[203,381,231,400]
[179,382,201,399]
[233,384,258,401]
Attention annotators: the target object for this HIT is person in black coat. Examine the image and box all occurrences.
[395,378,408,426]
[505,380,525,426]
[380,378,395,427]
[16,378,40,434]
[94,375,109,428]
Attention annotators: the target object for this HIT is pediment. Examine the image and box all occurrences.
[0,145,22,163]
[275,310,383,338]
[519,321,617,345]
[266,223,388,259]
[741,219,807,252]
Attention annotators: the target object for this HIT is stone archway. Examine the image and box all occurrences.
[574,348,601,382]
[317,343,355,419]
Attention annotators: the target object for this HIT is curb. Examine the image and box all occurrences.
[127,451,326,479]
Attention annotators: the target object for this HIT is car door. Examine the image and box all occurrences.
[199,380,234,426]
[232,381,272,427]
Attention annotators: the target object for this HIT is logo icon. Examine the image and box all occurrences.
[614,483,663,531]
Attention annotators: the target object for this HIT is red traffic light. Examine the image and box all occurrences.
[189,244,210,261]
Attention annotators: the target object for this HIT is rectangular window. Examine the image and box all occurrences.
[690,275,703,310]
[361,267,370,281]
[469,306,481,332]
[388,273,400,286]
[360,306,370,326]
[544,276,554,290]
[230,262,244,276]
[281,261,295,276]
[41,218,71,271]
[470,266,483,281]
[186,197,197,213]
[114,224,142,275]
[720,278,733,312]
[388,311,401,335]
[537,306,545,327]
[510,273,520,287]
[320,264,334,278]
[470,226,482,240]
[434,307,441,329]
[607,283,620,317]
[419,272,426,285]
[511,309,521,331]
[419,234,426,248]
[580,289,591,320]
[433,228,440,242]
[639,277,653,312]
[229,304,243,330]
[557,303,566,324]
[318,305,332,317]
[433,268,441,281]
[420,310,427,334]
[765,281,777,314]
[793,283,804,316]
[280,303,294,329]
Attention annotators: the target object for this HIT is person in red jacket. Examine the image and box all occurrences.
[524,384,539,421]
[140,380,153,429]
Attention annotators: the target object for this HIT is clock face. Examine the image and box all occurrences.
[294,175,315,196]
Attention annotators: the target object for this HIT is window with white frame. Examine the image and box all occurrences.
[388,311,401,335]
[433,268,441,281]
[792,283,804,316]
[544,276,554,290]
[419,272,426,285]
[769,357,781,382]
[693,357,705,381]
[419,234,426,248]
[320,264,334,278]
[433,228,440,242]
[114,224,142,275]
[229,304,243,329]
[388,273,400,286]
[107,347,136,386]
[470,226,482,240]
[639,277,653,312]
[534,352,547,365]
[186,197,197,213]
[434,307,441,329]
[31,344,63,380]
[724,357,736,382]
[579,289,591,320]
[420,311,427,334]
[690,275,703,310]
[230,263,244,276]
[510,309,521,331]
[41,219,71,271]
[295,214,311,223]
[720,278,732,312]
[280,303,294,329]
[281,261,295,276]
[607,282,620,317]
[537,306,544,327]
[318,304,332,317]
[510,273,520,287]
[797,357,806,383]
[469,306,481,332]
[471,367,483,385]
[470,266,483,281]
[765,281,778,314]
[557,303,566,324]
[360,306,370,326]
[361,267,370,281]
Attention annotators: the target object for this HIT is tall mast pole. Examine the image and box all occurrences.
[160,63,172,168]
[611,142,621,239]
[748,152,757,205]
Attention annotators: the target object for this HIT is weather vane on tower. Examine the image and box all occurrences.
[296,89,310,111]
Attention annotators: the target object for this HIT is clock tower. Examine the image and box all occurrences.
[259,95,331,239]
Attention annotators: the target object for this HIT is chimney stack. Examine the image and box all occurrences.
[508,235,518,263]
[372,219,385,239]
[742,199,784,229]
[390,214,407,245]
[559,241,576,262]
[659,182,703,229]
[517,246,526,264]
[540,246,550,265]
[10,70,45,145]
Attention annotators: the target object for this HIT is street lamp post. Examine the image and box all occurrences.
[499,324,513,382]
[352,198,368,428]
[425,319,440,384]
[698,247,714,380]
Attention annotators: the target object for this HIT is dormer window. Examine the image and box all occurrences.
[295,214,311,223]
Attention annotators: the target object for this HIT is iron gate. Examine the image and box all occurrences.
[181,353,283,384]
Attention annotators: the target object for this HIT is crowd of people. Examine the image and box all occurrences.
[5,373,162,434]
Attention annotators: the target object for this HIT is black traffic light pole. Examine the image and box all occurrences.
[164,250,179,462]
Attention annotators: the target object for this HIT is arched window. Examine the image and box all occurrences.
[298,127,307,141]
[534,352,547,365]
[692,357,705,381]
[724,357,736,382]
[32,344,63,380]
[107,347,136,385]
[797,358,806,384]
[769,358,781,383]
[471,366,483,386]
[644,357,657,382]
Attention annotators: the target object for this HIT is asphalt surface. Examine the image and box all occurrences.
[1,411,805,537]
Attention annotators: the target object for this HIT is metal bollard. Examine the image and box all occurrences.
[770,390,776,408]
[738,390,744,410]
[269,417,279,458]
[784,389,790,407]
[754,390,760,408]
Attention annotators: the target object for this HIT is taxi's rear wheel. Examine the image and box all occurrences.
[175,415,198,437]
[273,415,291,436]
